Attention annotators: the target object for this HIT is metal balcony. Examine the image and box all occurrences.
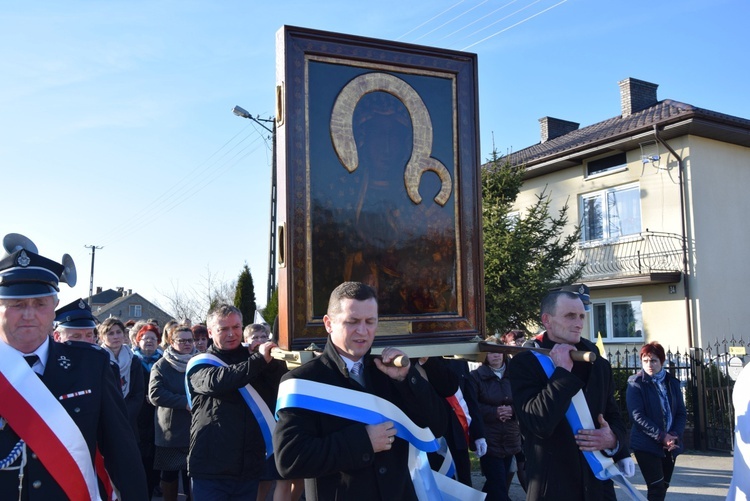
[562,231,684,286]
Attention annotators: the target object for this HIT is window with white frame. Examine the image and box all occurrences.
[581,183,641,242]
[591,297,643,341]
[129,304,142,318]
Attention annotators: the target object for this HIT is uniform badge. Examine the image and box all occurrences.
[16,250,31,267]
[578,285,586,295]
[58,355,72,370]
[77,299,86,309]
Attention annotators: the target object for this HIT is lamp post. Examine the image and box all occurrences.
[232,106,277,304]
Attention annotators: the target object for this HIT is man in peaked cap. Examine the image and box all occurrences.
[53,298,98,344]
[552,283,591,311]
[0,234,147,500]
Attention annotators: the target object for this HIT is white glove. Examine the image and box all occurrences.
[616,457,635,478]
[474,438,487,458]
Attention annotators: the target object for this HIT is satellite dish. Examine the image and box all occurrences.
[60,254,77,287]
[2,233,38,257]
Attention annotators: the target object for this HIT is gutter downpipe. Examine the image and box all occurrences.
[654,125,706,451]
[653,125,693,349]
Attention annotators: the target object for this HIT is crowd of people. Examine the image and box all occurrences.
[1,233,747,501]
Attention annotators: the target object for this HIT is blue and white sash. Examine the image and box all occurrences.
[276,378,484,501]
[531,351,646,501]
[185,354,275,458]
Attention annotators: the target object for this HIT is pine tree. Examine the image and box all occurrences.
[262,286,279,331]
[482,153,583,333]
[234,264,257,327]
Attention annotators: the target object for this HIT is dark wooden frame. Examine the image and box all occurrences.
[275,25,484,350]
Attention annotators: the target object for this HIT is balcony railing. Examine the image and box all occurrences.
[561,231,684,281]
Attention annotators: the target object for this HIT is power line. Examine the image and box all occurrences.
[438,0,521,41]
[412,0,490,43]
[96,124,260,245]
[463,0,544,39]
[96,125,266,247]
[398,0,569,53]
[397,0,468,40]
[461,0,569,50]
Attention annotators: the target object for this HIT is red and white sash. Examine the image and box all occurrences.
[0,341,100,500]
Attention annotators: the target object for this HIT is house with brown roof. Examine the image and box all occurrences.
[92,289,173,328]
[503,77,750,354]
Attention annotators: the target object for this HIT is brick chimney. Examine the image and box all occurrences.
[619,78,658,117]
[539,117,579,143]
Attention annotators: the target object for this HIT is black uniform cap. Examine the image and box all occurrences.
[55,298,98,329]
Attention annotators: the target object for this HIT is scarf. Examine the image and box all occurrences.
[651,369,672,432]
[103,344,134,398]
[163,346,195,373]
[491,364,506,380]
[133,347,162,372]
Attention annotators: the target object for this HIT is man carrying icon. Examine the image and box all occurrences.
[273,281,450,500]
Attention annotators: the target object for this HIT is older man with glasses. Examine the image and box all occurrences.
[244,323,270,352]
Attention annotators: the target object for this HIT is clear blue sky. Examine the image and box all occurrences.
[3,0,748,314]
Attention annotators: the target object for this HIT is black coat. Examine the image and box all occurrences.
[508,334,629,501]
[149,354,191,448]
[626,369,686,457]
[469,364,522,458]
[0,338,148,500]
[186,344,275,480]
[273,339,449,501]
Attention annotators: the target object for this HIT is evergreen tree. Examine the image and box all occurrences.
[482,153,583,334]
[234,264,257,327]
[262,286,279,331]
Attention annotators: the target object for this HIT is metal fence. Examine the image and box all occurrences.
[606,338,747,452]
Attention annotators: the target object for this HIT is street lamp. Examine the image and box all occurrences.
[232,105,277,304]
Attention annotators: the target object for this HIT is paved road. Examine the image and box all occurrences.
[164,450,733,500]
[474,449,734,500]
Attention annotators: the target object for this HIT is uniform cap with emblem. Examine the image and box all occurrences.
[551,283,591,311]
[0,233,77,299]
[55,298,97,329]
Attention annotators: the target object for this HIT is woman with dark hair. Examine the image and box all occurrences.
[627,341,687,501]
[469,336,522,501]
[149,324,196,501]
[191,324,209,353]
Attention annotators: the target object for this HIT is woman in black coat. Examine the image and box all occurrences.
[626,342,686,501]
[469,339,522,501]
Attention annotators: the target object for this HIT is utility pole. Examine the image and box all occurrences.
[84,245,103,305]
[232,105,277,304]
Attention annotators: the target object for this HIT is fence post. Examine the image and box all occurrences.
[689,347,707,450]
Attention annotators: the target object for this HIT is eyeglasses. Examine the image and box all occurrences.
[176,339,195,345]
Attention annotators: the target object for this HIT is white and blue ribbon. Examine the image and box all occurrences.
[531,351,646,501]
[435,437,457,479]
[185,354,275,458]
[276,378,484,501]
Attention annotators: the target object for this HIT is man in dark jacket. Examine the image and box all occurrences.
[273,281,449,500]
[186,303,277,499]
[508,290,631,501]
[0,234,147,500]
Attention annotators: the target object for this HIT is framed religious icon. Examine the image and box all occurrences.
[274,25,484,351]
